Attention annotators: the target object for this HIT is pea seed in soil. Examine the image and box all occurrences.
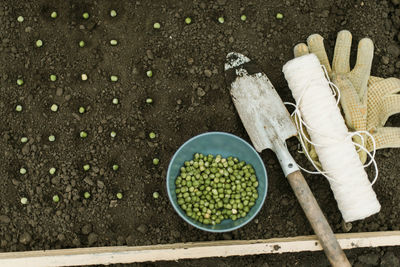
[175,153,258,225]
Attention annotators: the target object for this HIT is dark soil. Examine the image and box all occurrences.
[0,0,400,265]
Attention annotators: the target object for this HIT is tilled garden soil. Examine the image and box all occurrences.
[1,0,400,265]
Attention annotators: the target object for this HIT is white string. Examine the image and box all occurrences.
[284,66,378,178]
[282,54,381,222]
[284,99,379,185]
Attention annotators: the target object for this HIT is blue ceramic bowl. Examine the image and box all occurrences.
[166,132,268,232]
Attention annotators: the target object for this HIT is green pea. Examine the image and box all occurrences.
[15,105,23,112]
[36,40,43,47]
[53,195,60,203]
[149,132,156,139]
[51,104,58,112]
[20,167,27,175]
[17,79,24,86]
[80,131,87,138]
[175,153,259,225]
[49,167,56,175]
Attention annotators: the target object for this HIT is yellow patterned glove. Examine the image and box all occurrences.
[293,30,400,164]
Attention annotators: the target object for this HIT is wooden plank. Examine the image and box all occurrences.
[0,231,399,267]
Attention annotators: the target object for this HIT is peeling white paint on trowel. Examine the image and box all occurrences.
[225,52,297,153]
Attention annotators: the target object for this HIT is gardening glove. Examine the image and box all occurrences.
[293,30,400,164]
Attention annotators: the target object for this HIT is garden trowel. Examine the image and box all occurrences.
[225,52,350,267]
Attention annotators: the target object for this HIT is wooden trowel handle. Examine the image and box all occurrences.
[287,170,351,267]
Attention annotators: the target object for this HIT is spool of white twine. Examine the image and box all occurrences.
[282,54,381,222]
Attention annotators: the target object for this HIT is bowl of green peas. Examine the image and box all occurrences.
[166,132,267,232]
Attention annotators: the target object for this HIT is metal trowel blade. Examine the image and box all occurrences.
[225,52,297,152]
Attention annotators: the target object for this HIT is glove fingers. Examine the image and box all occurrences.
[349,38,374,102]
[367,127,400,151]
[367,78,400,129]
[380,95,400,127]
[293,43,309,57]
[368,77,400,101]
[332,30,352,74]
[334,75,366,131]
[354,38,374,75]
[368,75,384,87]
[306,34,332,74]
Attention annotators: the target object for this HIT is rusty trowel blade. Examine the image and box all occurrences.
[225,52,297,153]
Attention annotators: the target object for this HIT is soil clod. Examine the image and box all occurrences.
[0,215,10,224]
[19,232,32,245]
[81,224,92,235]
[380,251,400,267]
[137,224,148,234]
[357,253,380,266]
[87,233,98,246]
